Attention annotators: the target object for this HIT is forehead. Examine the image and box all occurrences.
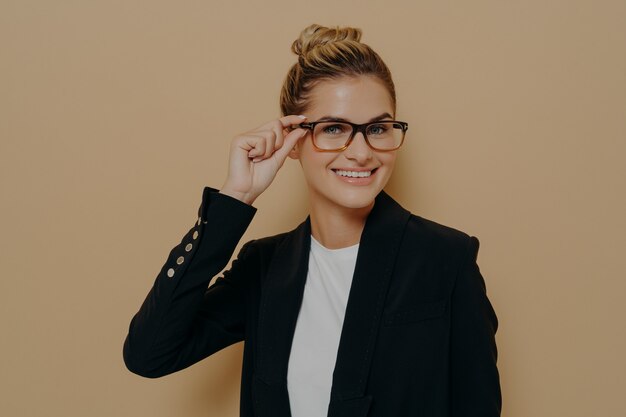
[305,75,394,122]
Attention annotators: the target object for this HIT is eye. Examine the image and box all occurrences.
[321,123,348,135]
[366,123,390,136]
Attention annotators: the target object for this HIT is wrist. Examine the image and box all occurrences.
[219,186,256,206]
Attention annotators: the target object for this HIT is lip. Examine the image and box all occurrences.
[331,167,377,171]
[331,167,379,185]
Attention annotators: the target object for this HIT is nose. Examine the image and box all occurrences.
[343,131,373,163]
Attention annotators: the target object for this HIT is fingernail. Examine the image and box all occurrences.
[252,157,262,163]
[298,115,307,119]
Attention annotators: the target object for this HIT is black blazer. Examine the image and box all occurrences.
[123,187,501,417]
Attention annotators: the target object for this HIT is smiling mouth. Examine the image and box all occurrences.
[331,168,378,178]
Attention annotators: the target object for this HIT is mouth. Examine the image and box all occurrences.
[331,168,379,178]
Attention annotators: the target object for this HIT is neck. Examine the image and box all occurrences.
[308,196,375,250]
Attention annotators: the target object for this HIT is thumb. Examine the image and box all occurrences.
[273,128,307,162]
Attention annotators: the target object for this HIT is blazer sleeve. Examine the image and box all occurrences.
[450,236,502,416]
[123,186,257,378]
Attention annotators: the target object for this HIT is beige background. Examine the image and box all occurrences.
[1,0,625,416]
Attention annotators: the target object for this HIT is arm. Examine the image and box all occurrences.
[123,114,307,377]
[450,236,502,416]
[123,186,257,378]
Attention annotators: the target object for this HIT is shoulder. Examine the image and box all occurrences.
[376,190,477,255]
[398,213,482,295]
[407,213,472,243]
[401,211,479,264]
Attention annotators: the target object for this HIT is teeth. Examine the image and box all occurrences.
[334,169,372,178]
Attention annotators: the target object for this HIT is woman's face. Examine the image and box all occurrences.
[289,75,398,211]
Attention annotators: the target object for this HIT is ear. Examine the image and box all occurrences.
[287,140,301,159]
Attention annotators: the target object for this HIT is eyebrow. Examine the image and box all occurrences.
[315,112,394,123]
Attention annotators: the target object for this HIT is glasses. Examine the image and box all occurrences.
[295,120,408,152]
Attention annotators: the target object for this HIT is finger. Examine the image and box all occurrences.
[247,131,275,161]
[279,115,308,136]
[263,130,277,158]
[276,115,307,151]
[244,115,307,163]
[242,134,266,158]
[255,114,307,134]
[279,114,308,127]
[270,120,286,151]
[272,127,307,163]
[256,116,305,159]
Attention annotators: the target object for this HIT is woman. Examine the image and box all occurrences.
[123,24,502,417]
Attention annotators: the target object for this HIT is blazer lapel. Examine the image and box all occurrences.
[253,190,411,417]
[328,190,411,416]
[253,214,312,416]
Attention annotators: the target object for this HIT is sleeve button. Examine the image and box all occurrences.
[176,256,184,265]
[185,243,193,252]
[193,231,198,240]
[167,268,175,278]
[197,217,201,226]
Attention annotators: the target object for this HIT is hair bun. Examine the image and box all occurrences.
[291,24,362,59]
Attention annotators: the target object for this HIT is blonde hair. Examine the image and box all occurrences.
[279,24,397,116]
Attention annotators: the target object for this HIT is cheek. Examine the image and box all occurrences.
[300,145,336,172]
[379,152,397,170]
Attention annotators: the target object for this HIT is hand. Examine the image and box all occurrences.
[220,115,308,205]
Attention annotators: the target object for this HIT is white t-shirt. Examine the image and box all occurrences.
[286,234,360,417]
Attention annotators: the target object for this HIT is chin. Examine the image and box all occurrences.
[305,168,392,211]
[327,187,383,210]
